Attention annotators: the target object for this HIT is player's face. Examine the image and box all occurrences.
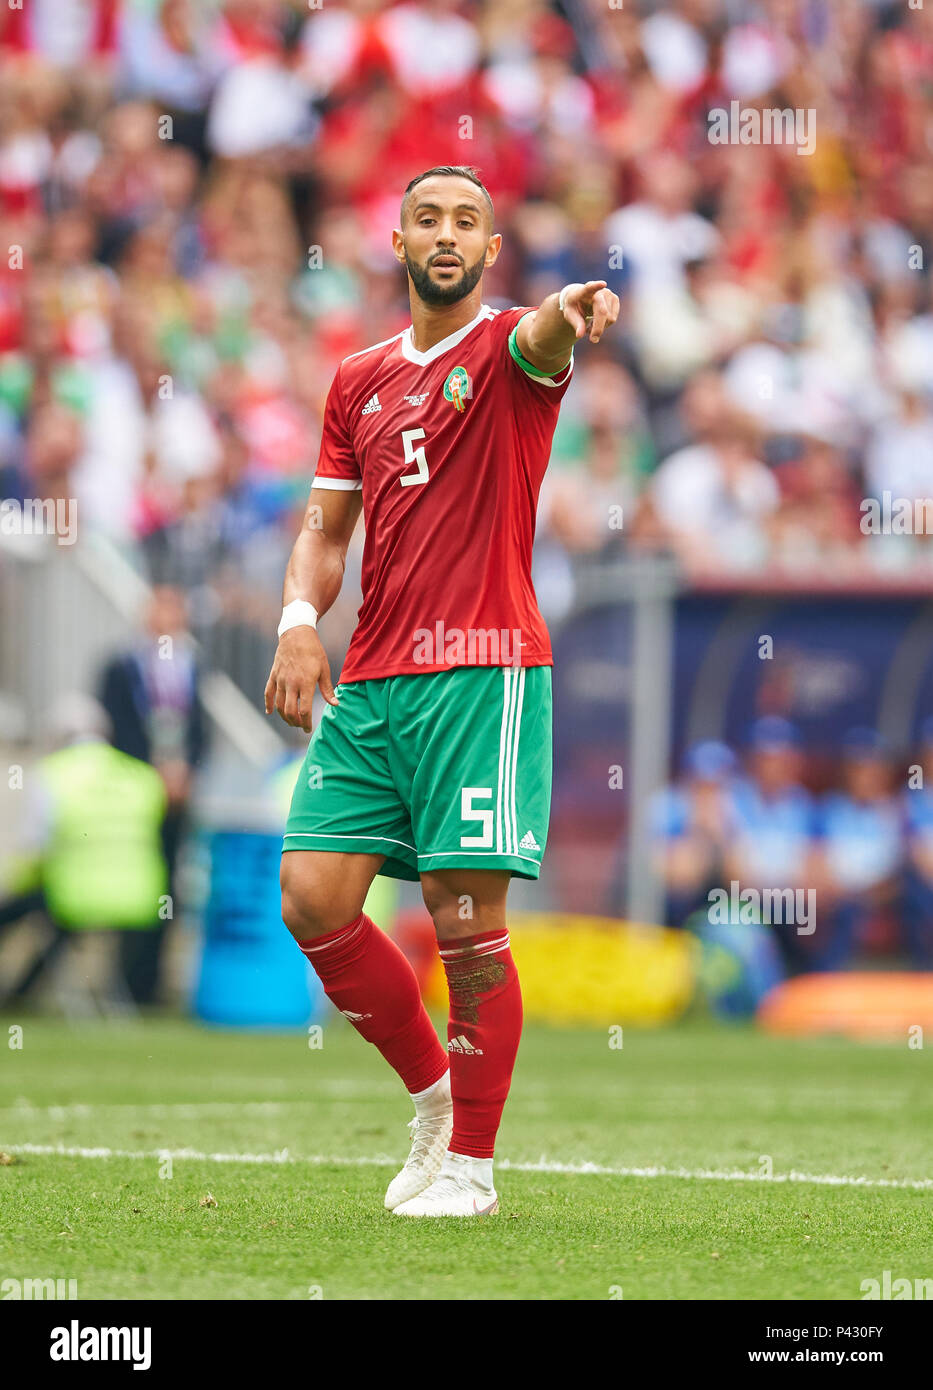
[399,180,495,306]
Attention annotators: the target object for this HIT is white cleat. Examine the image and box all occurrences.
[392,1151,499,1217]
[384,1111,453,1211]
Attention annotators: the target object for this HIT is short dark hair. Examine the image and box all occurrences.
[400,166,494,231]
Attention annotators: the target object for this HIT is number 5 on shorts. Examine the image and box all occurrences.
[460,787,493,847]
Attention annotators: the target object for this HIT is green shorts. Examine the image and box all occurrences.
[283,665,552,881]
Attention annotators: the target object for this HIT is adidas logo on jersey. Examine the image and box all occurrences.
[341,1009,373,1022]
[448,1035,484,1056]
[519,830,541,851]
[361,393,382,415]
[403,392,430,406]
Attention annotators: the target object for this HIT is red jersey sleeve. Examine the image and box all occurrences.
[311,368,362,490]
[499,305,574,404]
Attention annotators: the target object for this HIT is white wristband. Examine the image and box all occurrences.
[558,283,584,316]
[277,600,318,637]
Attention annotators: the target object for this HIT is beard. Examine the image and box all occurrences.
[404,247,486,306]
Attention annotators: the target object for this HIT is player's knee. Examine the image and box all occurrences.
[421,872,503,939]
[420,873,459,925]
[280,857,358,940]
[280,882,323,940]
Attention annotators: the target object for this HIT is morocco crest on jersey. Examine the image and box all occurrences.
[444,365,472,413]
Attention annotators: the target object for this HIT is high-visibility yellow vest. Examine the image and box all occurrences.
[37,742,168,930]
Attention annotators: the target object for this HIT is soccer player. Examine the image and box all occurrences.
[265,165,619,1216]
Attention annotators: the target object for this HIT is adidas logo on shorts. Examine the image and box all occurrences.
[361,393,382,415]
[519,830,540,851]
[448,1035,483,1056]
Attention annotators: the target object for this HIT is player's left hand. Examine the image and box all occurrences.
[560,280,620,345]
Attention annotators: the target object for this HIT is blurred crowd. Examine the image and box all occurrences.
[1,0,933,698]
[650,716,933,971]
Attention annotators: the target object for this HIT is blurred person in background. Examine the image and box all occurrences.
[119,0,222,160]
[541,420,637,556]
[864,387,933,569]
[533,364,657,616]
[0,694,167,1010]
[205,0,319,162]
[605,151,718,307]
[650,406,779,572]
[726,717,817,974]
[141,472,225,605]
[98,583,207,1004]
[549,355,652,474]
[809,729,902,972]
[647,740,737,928]
[23,400,84,511]
[770,433,864,574]
[865,389,933,509]
[631,247,758,398]
[902,718,933,968]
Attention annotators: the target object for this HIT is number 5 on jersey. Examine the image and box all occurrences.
[400,428,429,487]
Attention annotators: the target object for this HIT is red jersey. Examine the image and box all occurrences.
[312,302,573,683]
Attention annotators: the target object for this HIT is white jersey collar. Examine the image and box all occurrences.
[400,303,495,366]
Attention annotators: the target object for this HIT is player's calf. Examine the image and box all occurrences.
[412,870,522,1216]
[282,852,449,1194]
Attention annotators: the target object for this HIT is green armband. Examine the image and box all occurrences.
[508,322,573,379]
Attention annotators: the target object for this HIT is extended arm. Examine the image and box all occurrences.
[515,280,620,373]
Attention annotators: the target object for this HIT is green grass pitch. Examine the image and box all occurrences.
[1,1015,930,1300]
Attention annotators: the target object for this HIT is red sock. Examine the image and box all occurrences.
[439,928,522,1159]
[297,913,448,1095]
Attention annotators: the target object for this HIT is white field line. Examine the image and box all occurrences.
[0,1094,525,1117]
[0,1085,394,1119]
[4,1142,933,1191]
